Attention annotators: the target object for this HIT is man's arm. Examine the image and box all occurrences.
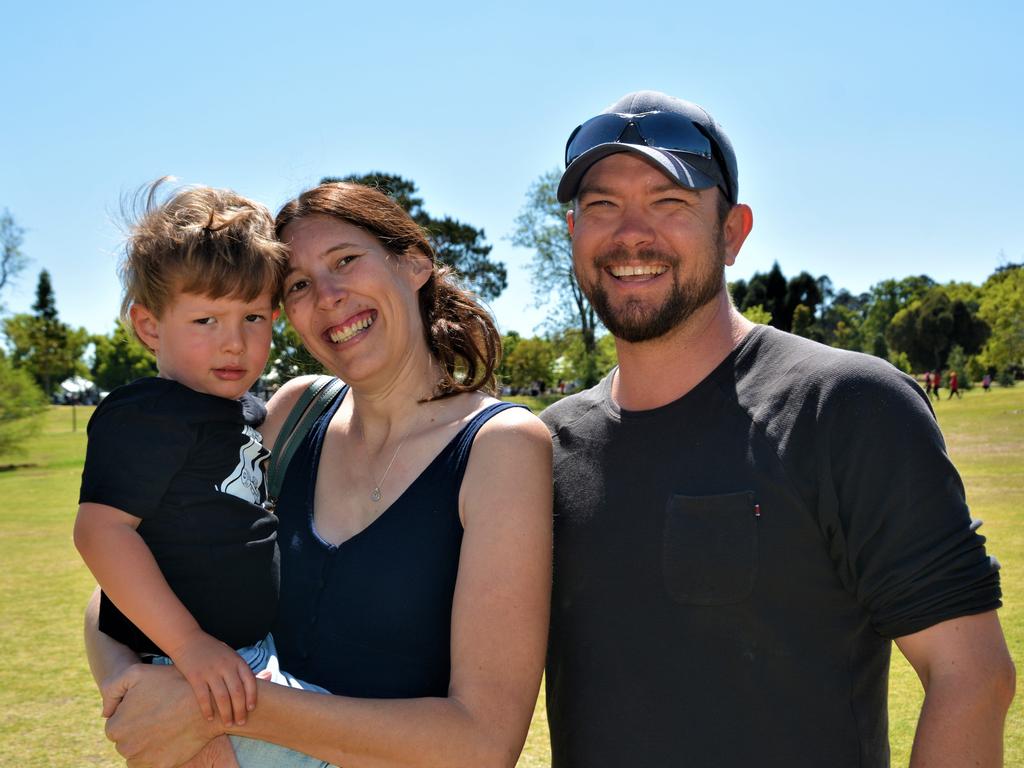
[895,611,1015,767]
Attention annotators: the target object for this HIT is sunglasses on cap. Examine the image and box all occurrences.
[565,112,733,204]
[564,111,733,200]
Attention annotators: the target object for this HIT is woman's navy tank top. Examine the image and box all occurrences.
[272,385,525,698]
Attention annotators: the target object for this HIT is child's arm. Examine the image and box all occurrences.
[74,502,256,726]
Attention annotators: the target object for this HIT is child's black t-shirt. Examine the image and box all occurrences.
[79,377,278,655]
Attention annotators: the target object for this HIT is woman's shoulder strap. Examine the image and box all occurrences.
[267,376,346,508]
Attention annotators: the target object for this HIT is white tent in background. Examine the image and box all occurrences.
[59,376,101,405]
[60,376,95,395]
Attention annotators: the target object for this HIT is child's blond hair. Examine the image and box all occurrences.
[120,179,288,341]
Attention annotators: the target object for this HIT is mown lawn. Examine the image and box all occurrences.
[2,388,1020,766]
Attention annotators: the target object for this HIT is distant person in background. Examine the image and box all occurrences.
[542,89,1015,768]
[923,370,933,397]
[931,370,942,400]
[948,370,962,399]
[983,373,992,393]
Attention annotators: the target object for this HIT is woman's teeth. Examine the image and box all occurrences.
[329,315,374,343]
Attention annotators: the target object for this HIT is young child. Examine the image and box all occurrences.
[75,181,295,728]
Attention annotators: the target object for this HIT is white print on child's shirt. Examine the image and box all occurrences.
[216,425,269,505]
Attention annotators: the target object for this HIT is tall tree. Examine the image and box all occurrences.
[511,169,601,386]
[32,268,58,321]
[2,270,89,395]
[740,262,789,329]
[728,278,749,310]
[784,271,823,330]
[322,173,507,301]
[0,209,29,301]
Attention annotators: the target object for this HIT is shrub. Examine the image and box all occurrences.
[0,355,48,458]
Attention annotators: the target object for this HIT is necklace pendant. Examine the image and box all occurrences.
[370,486,382,502]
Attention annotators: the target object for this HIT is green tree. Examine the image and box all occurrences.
[945,345,972,389]
[90,321,158,391]
[592,333,618,379]
[497,330,522,388]
[816,290,867,349]
[784,272,823,332]
[550,329,618,385]
[268,315,324,383]
[511,169,601,387]
[2,270,90,395]
[33,269,57,321]
[741,304,772,325]
[729,278,749,310]
[1,209,29,304]
[325,173,507,301]
[861,275,935,348]
[0,353,48,457]
[790,304,814,338]
[886,288,989,371]
[978,264,1024,375]
[502,336,556,391]
[740,262,789,329]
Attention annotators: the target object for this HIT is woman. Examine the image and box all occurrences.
[86,182,553,767]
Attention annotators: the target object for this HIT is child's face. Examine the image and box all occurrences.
[132,290,276,400]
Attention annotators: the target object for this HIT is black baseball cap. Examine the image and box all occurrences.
[557,90,739,206]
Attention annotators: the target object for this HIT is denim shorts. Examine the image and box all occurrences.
[152,633,335,767]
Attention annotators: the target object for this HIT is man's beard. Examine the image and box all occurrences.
[581,230,726,343]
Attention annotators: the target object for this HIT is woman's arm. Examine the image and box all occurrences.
[107,405,553,768]
[86,588,239,768]
[84,585,143,710]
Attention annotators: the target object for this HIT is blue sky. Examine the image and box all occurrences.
[2,1,1020,338]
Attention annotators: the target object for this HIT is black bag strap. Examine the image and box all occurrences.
[266,376,344,509]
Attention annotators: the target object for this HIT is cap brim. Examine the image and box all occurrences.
[556,144,719,204]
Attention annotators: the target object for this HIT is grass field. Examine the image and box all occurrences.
[1,388,1020,766]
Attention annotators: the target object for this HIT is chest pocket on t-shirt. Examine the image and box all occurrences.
[662,491,758,605]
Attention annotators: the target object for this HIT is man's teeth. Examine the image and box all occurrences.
[608,264,668,277]
[329,316,374,343]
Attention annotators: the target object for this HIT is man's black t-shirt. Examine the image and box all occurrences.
[541,326,1001,768]
[79,377,278,655]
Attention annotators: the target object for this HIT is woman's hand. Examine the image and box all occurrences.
[104,663,224,768]
[100,661,149,718]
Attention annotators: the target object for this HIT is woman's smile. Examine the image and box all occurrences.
[326,309,377,344]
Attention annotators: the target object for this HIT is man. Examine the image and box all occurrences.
[541,91,1014,767]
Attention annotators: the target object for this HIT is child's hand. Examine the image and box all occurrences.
[167,630,257,726]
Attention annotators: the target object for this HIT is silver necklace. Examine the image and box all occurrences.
[367,395,445,503]
[370,432,411,503]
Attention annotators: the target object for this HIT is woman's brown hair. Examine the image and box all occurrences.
[275,182,500,397]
